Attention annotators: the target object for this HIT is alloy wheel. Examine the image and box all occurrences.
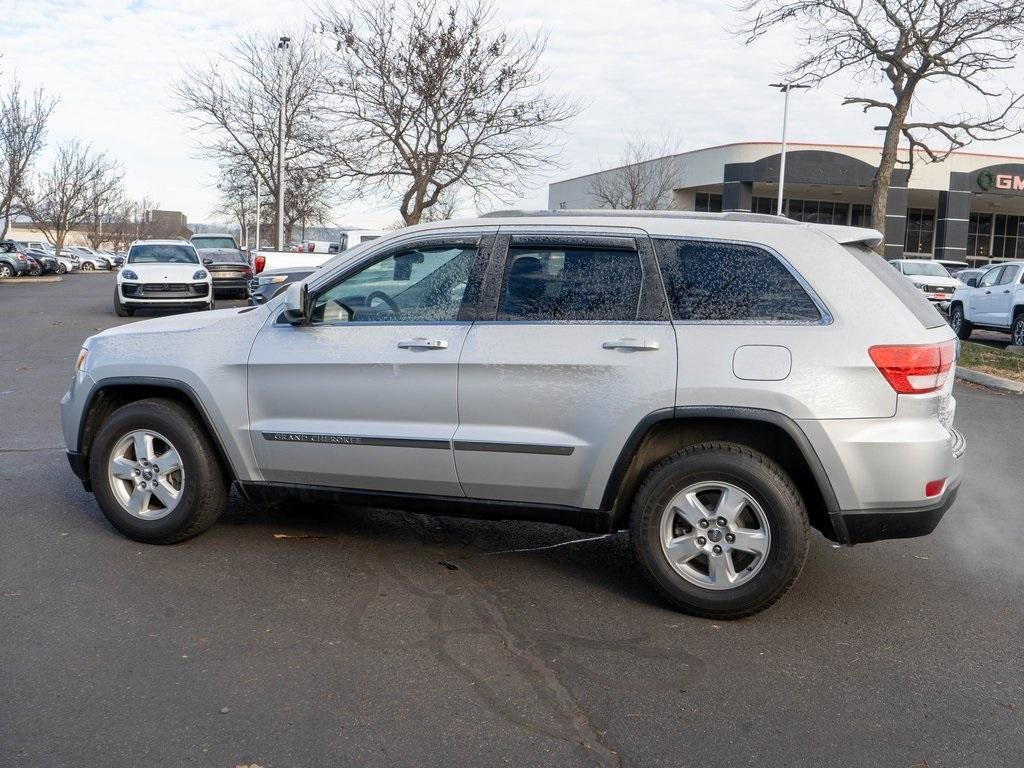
[951,308,962,332]
[107,429,185,520]
[0,265,12,278]
[659,481,771,590]
[1014,318,1024,347]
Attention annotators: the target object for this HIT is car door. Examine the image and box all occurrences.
[454,230,676,510]
[247,231,494,496]
[972,265,1006,324]
[989,264,1020,326]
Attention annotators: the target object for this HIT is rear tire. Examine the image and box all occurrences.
[88,398,229,544]
[630,442,809,619]
[82,261,95,271]
[57,263,68,275]
[950,304,973,340]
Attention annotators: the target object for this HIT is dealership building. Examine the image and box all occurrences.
[548,141,1024,264]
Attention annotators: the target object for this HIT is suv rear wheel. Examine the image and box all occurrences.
[88,398,228,544]
[1012,313,1024,347]
[630,442,809,619]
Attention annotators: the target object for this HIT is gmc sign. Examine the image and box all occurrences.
[977,170,1024,192]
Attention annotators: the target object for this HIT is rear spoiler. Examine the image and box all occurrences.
[809,224,883,249]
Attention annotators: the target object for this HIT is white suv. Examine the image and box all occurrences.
[115,240,214,317]
[949,261,1024,346]
[889,259,963,311]
[63,212,965,618]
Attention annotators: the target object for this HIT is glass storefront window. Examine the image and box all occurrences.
[968,213,993,259]
[904,208,936,255]
[694,192,722,213]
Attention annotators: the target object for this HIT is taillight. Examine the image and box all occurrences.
[925,479,946,498]
[868,341,956,394]
[254,255,265,274]
[16,253,26,261]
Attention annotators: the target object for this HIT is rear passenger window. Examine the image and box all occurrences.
[497,246,642,321]
[654,239,822,322]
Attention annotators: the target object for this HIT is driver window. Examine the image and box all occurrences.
[979,267,1002,288]
[311,244,476,325]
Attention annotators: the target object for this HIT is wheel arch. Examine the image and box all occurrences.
[604,407,842,542]
[77,378,238,490]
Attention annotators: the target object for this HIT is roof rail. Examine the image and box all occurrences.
[480,209,798,225]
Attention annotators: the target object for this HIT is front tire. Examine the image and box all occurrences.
[0,264,13,279]
[950,304,973,340]
[630,442,809,619]
[89,399,229,544]
[1012,313,1024,347]
[57,263,68,275]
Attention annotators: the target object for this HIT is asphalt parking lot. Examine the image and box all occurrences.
[1,273,1022,768]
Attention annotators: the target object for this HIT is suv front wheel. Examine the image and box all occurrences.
[630,442,809,619]
[89,398,229,544]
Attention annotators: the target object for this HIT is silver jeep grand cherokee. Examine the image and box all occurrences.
[61,211,965,618]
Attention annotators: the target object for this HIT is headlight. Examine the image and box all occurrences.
[193,270,208,280]
[74,348,89,372]
[257,275,288,285]
[120,269,138,280]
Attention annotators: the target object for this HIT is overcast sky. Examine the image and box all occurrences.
[7,0,1024,229]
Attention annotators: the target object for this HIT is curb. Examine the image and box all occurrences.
[956,368,1024,395]
[0,276,63,284]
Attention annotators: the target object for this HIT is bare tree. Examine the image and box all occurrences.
[0,73,57,238]
[738,0,1024,241]
[104,198,145,253]
[83,174,128,249]
[24,141,121,256]
[174,31,334,248]
[212,163,261,245]
[315,0,580,225]
[589,133,679,210]
[285,167,334,242]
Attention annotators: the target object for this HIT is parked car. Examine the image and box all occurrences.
[26,249,60,274]
[949,260,1024,345]
[189,233,252,299]
[114,240,214,317]
[889,258,962,310]
[68,246,112,271]
[251,230,387,274]
[26,256,43,276]
[248,265,317,305]
[62,211,965,619]
[934,259,969,275]
[0,240,31,278]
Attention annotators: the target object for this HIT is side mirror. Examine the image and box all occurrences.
[966,277,978,287]
[282,281,309,325]
[203,257,214,266]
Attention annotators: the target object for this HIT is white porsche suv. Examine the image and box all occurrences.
[115,240,215,317]
[65,212,964,618]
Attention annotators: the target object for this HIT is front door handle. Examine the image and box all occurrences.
[602,338,660,351]
[397,338,448,350]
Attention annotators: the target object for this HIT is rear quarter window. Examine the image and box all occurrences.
[845,245,946,329]
[653,238,823,322]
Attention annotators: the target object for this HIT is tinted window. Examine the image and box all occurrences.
[128,244,199,264]
[496,246,642,321]
[655,239,821,322]
[312,244,476,324]
[192,237,238,250]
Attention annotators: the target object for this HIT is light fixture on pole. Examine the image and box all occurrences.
[276,35,290,251]
[770,82,811,217]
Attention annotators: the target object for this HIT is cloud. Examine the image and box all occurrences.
[6,0,1024,227]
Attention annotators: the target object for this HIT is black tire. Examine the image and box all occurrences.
[205,298,216,311]
[950,304,972,340]
[1012,313,1024,347]
[630,442,809,619]
[57,263,67,275]
[113,288,134,317]
[0,263,13,279]
[29,266,42,277]
[88,398,229,544]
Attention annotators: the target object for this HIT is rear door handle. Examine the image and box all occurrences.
[602,338,660,351]
[397,338,448,350]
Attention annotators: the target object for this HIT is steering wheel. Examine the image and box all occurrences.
[366,290,401,318]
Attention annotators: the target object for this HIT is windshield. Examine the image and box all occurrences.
[901,261,948,277]
[192,237,237,250]
[128,244,199,264]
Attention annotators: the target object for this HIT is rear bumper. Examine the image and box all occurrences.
[212,276,249,294]
[831,481,959,544]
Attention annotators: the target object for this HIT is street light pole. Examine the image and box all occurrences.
[254,177,261,250]
[770,82,811,217]
[276,36,290,251]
